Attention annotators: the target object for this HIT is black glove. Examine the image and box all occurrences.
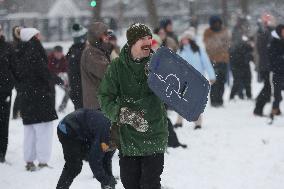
[119,107,149,132]
[101,176,116,189]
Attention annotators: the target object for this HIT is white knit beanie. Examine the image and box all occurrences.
[20,28,40,42]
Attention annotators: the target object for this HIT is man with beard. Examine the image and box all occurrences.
[0,24,14,163]
[203,15,230,107]
[98,23,168,189]
[81,22,112,110]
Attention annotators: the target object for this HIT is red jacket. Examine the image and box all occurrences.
[48,52,68,74]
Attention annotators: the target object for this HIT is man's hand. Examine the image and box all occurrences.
[119,107,149,132]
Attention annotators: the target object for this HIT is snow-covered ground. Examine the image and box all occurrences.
[1,69,284,189]
[1,31,284,188]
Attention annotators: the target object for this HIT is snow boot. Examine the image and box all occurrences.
[272,108,282,116]
[173,123,182,128]
[38,163,49,169]
[194,125,202,130]
[25,162,36,171]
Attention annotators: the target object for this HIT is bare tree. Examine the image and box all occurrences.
[221,0,228,26]
[145,0,159,28]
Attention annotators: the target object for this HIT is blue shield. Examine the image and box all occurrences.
[148,47,210,122]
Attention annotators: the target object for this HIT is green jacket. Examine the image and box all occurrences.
[98,45,168,156]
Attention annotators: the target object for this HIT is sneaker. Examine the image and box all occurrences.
[25,162,36,171]
[194,125,202,130]
[38,163,48,169]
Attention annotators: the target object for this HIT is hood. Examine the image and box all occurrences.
[87,22,109,46]
[271,30,280,39]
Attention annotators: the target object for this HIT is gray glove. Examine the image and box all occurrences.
[119,107,149,132]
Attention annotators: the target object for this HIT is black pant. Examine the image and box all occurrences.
[119,153,164,189]
[210,63,227,106]
[58,86,70,111]
[0,92,11,158]
[254,71,271,114]
[70,90,83,110]
[167,118,180,148]
[230,68,251,99]
[56,130,84,189]
[272,76,284,110]
[13,90,21,118]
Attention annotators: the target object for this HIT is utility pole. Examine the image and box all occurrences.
[90,0,102,22]
[221,0,228,26]
[145,0,159,28]
[240,0,249,15]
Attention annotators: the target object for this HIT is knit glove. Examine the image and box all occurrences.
[119,107,149,132]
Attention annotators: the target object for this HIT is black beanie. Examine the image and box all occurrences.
[127,23,152,47]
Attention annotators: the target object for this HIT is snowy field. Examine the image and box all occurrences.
[1,67,284,189]
[1,29,284,188]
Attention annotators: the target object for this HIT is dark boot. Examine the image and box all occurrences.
[271,108,282,116]
[26,162,36,171]
[0,153,5,163]
[194,125,202,130]
[173,123,182,128]
[38,163,49,169]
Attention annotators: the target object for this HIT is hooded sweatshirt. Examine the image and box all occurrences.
[98,45,168,156]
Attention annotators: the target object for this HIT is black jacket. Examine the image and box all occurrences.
[58,109,113,185]
[230,41,253,71]
[269,31,284,75]
[15,37,58,125]
[0,36,14,93]
[256,26,273,72]
[66,42,86,109]
[269,31,284,84]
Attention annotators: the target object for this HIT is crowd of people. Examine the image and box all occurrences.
[0,12,284,189]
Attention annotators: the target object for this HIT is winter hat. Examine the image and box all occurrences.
[87,22,109,46]
[54,45,63,52]
[126,23,152,47]
[20,28,40,42]
[160,18,172,29]
[72,23,87,44]
[275,24,284,39]
[209,15,222,27]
